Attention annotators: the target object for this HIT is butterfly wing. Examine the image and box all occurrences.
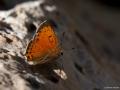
[25,21,61,65]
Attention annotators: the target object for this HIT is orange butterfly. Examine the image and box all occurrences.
[25,20,62,65]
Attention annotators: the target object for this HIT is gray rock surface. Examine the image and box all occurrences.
[0,0,120,90]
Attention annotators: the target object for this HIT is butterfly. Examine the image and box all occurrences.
[25,20,62,65]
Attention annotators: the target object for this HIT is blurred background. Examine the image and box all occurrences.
[0,0,120,89]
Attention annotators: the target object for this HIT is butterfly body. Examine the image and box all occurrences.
[25,20,61,65]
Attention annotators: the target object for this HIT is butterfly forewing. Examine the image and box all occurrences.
[25,20,61,65]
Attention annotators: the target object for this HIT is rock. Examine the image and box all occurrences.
[0,0,120,90]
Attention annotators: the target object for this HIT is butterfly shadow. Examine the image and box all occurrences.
[28,60,67,83]
[15,55,64,83]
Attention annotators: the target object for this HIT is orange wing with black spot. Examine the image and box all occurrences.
[25,20,61,65]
